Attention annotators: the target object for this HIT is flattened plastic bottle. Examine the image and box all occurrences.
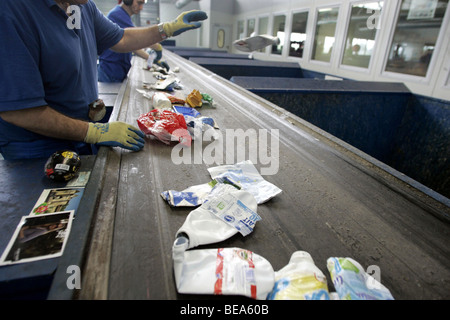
[172,236,275,300]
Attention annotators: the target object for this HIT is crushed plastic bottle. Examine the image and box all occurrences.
[207,160,282,204]
[327,257,394,300]
[161,176,241,207]
[172,237,275,300]
[175,189,260,249]
[152,92,172,109]
[267,251,331,300]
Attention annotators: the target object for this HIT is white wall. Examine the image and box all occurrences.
[160,0,235,49]
[160,0,204,47]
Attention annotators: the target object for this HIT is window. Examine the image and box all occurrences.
[312,7,340,62]
[247,19,255,37]
[289,11,309,58]
[272,14,286,55]
[385,0,449,77]
[237,20,244,40]
[341,1,384,68]
[258,16,269,34]
[258,16,269,52]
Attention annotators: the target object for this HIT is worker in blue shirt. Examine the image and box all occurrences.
[0,0,207,160]
[98,0,169,83]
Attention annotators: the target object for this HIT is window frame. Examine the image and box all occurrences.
[309,4,342,66]
[380,0,450,84]
[257,14,271,54]
[246,17,256,37]
[270,11,288,57]
[288,9,311,61]
[338,0,386,73]
[236,20,245,41]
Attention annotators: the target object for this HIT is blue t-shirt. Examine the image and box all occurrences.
[0,0,123,154]
[98,5,134,82]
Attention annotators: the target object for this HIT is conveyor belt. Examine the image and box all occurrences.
[49,50,450,300]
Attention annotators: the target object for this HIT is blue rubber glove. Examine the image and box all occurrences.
[163,10,208,37]
[84,122,145,151]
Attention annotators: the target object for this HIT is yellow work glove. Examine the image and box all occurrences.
[153,43,163,59]
[163,10,208,37]
[84,122,145,151]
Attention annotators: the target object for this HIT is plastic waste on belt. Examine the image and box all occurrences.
[172,188,274,299]
[137,109,191,146]
[184,115,219,141]
[267,251,331,300]
[172,241,275,300]
[327,257,394,300]
[161,160,282,207]
[161,176,240,207]
[152,92,172,109]
[175,188,261,249]
[172,106,201,118]
[207,160,282,204]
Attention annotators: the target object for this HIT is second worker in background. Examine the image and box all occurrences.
[98,0,169,83]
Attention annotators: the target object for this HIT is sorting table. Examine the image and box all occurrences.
[48,50,450,300]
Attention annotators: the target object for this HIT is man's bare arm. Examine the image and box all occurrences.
[0,106,88,141]
[0,106,145,151]
[133,48,150,60]
[111,25,162,53]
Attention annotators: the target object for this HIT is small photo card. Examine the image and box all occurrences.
[0,211,74,266]
[30,187,84,216]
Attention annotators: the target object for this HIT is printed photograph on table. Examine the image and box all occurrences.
[30,188,84,216]
[0,211,74,266]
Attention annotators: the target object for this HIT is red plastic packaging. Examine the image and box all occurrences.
[137,109,191,146]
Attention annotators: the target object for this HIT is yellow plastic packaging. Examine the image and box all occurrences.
[267,251,330,300]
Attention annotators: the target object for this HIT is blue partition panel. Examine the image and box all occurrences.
[388,95,450,198]
[230,76,449,198]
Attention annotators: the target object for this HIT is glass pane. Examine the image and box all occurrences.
[258,16,269,34]
[385,0,448,77]
[258,16,269,52]
[237,20,244,40]
[272,15,286,55]
[312,7,340,62]
[289,12,309,58]
[247,19,256,37]
[342,1,384,68]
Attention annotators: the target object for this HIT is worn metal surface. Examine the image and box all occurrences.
[52,50,450,300]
